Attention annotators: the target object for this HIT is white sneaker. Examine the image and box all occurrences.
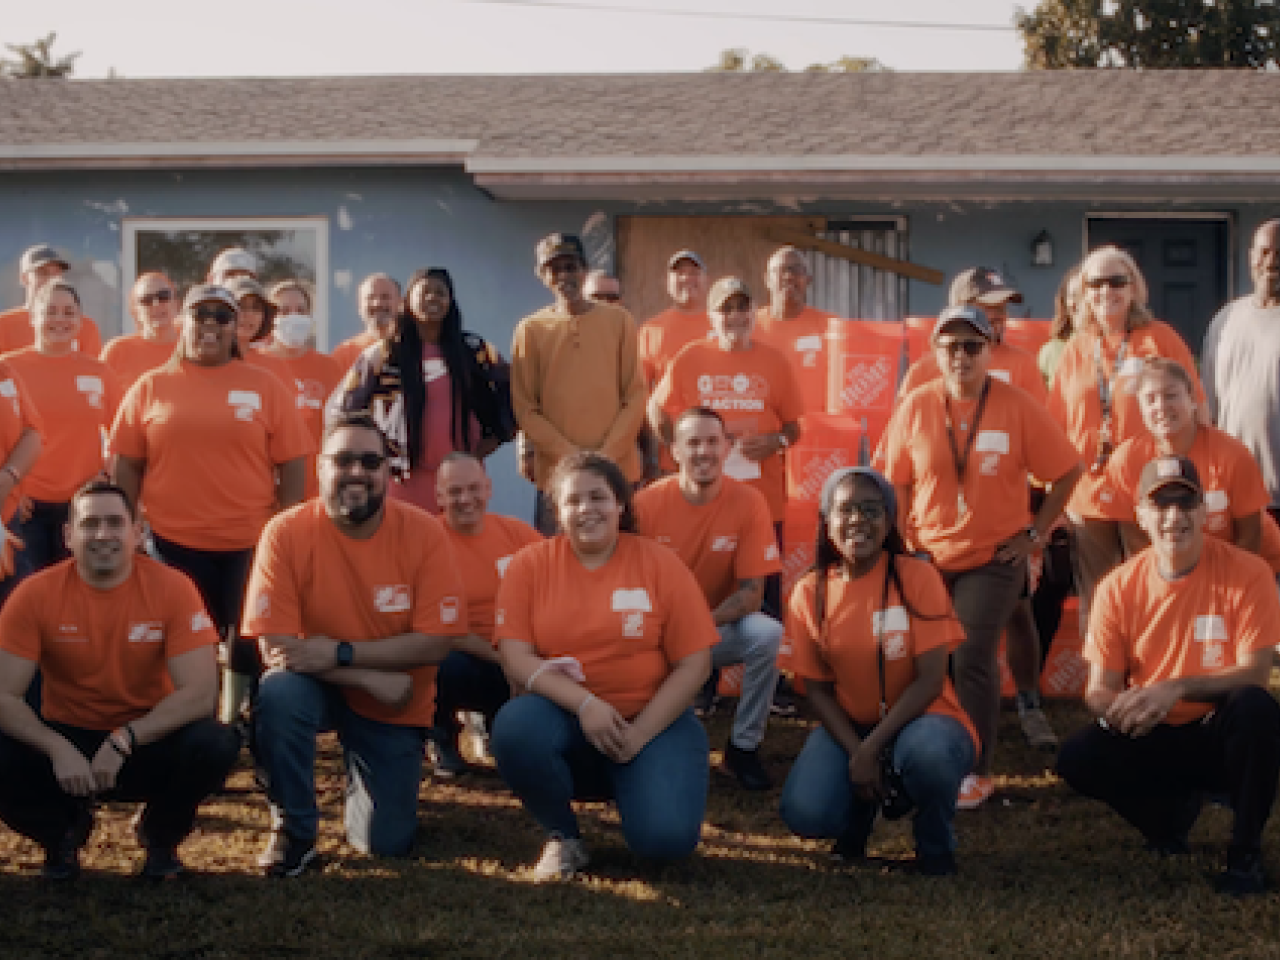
[533,835,590,882]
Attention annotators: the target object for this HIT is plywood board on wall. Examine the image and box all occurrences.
[616,215,825,323]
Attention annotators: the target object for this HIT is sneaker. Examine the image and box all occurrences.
[957,774,995,810]
[139,847,185,881]
[42,806,93,881]
[769,677,799,718]
[259,832,319,878]
[532,835,589,882]
[917,851,958,876]
[427,736,469,778]
[462,712,491,762]
[1018,705,1059,751]
[723,742,772,791]
[1217,848,1267,897]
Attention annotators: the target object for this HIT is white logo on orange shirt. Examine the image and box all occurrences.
[1204,490,1230,532]
[191,611,214,633]
[795,335,823,368]
[55,624,84,642]
[374,585,411,613]
[75,375,104,409]
[622,611,645,638]
[764,543,780,562]
[711,536,738,553]
[440,596,460,624]
[228,390,262,422]
[697,373,768,413]
[0,379,19,416]
[128,622,164,643]
[495,555,514,577]
[872,606,910,660]
[989,369,1011,384]
[611,589,652,612]
[1194,614,1229,669]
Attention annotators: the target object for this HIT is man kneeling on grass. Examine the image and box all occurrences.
[1057,456,1280,896]
[0,480,239,880]
[244,413,466,877]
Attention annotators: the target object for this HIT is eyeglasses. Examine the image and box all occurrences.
[1084,274,1131,290]
[831,500,887,521]
[1147,486,1201,512]
[191,306,236,325]
[137,289,174,307]
[936,339,986,357]
[323,451,386,471]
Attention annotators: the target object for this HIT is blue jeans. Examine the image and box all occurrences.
[714,613,782,751]
[490,694,709,861]
[780,713,975,858]
[253,670,427,856]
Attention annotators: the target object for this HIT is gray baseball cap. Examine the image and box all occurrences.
[20,244,69,275]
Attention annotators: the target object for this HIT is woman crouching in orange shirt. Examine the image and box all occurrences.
[780,467,978,875]
[490,451,717,881]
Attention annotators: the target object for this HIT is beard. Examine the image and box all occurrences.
[333,482,385,525]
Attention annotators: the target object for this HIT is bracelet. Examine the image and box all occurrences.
[577,693,597,716]
[525,661,554,694]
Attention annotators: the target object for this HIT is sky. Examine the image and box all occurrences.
[3,0,1028,79]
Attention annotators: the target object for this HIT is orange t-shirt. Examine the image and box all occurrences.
[267,348,343,500]
[898,341,1047,406]
[1047,321,1203,518]
[653,339,804,521]
[494,533,718,719]
[753,306,836,415]
[443,514,542,644]
[1101,425,1280,568]
[99,336,177,392]
[0,555,217,730]
[331,331,379,376]
[244,346,295,389]
[881,377,1080,571]
[638,307,711,389]
[1086,537,1280,726]
[3,349,123,503]
[633,475,780,609]
[0,308,102,357]
[0,360,44,523]
[787,554,978,752]
[242,499,467,726]
[109,360,315,551]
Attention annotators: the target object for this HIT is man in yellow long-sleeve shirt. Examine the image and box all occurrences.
[511,234,647,532]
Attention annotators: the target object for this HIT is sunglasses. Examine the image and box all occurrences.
[191,305,236,325]
[590,293,621,303]
[1147,486,1201,511]
[936,338,986,357]
[137,289,174,307]
[1084,274,1131,290]
[832,500,887,521]
[323,451,386,471]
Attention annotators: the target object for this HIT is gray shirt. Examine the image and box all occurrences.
[1202,296,1280,505]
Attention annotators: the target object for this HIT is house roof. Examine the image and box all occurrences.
[3,72,1280,197]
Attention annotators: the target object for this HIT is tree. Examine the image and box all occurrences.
[1,32,79,78]
[805,55,889,73]
[707,48,888,72]
[1016,0,1280,68]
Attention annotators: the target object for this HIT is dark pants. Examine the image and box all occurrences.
[0,718,240,851]
[943,559,1026,774]
[432,651,510,738]
[1057,686,1280,854]
[763,520,785,620]
[1032,527,1075,661]
[152,534,257,675]
[15,499,70,574]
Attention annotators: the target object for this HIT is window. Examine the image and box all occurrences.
[121,216,331,348]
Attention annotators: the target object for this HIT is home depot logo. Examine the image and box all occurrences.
[76,375,105,409]
[227,390,262,422]
[793,449,852,502]
[837,355,894,412]
[374,585,411,613]
[127,622,164,643]
[710,536,738,553]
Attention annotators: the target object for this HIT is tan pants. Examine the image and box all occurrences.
[1066,514,1124,639]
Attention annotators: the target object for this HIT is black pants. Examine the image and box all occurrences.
[0,718,240,851]
[152,534,258,675]
[1057,686,1280,854]
[15,499,70,574]
[432,651,510,737]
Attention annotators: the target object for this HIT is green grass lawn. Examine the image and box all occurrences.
[3,700,1280,958]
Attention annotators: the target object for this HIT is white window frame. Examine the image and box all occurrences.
[120,215,332,349]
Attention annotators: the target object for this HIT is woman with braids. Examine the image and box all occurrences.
[779,467,977,875]
[330,268,515,514]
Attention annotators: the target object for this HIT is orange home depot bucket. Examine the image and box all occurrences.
[781,500,819,603]
[1002,318,1053,357]
[786,412,876,504]
[1040,598,1088,699]
[826,319,909,418]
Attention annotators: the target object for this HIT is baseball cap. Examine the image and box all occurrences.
[182,283,240,314]
[668,249,704,271]
[535,233,586,270]
[949,267,1024,307]
[1137,455,1203,503]
[932,304,995,343]
[210,247,257,278]
[708,277,751,311]
[20,244,69,275]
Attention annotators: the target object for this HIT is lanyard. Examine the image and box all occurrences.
[943,377,990,517]
[874,561,893,720]
[1093,329,1131,422]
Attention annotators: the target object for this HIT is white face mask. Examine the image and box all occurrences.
[274,313,313,349]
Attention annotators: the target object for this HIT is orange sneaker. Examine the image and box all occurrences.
[957,774,995,810]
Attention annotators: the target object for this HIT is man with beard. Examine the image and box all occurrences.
[510,234,646,532]
[244,413,466,876]
[1202,220,1280,521]
[330,274,402,374]
[634,407,783,790]
[0,480,238,880]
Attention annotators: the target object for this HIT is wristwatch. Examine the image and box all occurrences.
[1025,525,1041,545]
[335,641,355,668]
[776,433,791,451]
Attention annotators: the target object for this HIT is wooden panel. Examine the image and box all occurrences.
[616,215,826,324]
